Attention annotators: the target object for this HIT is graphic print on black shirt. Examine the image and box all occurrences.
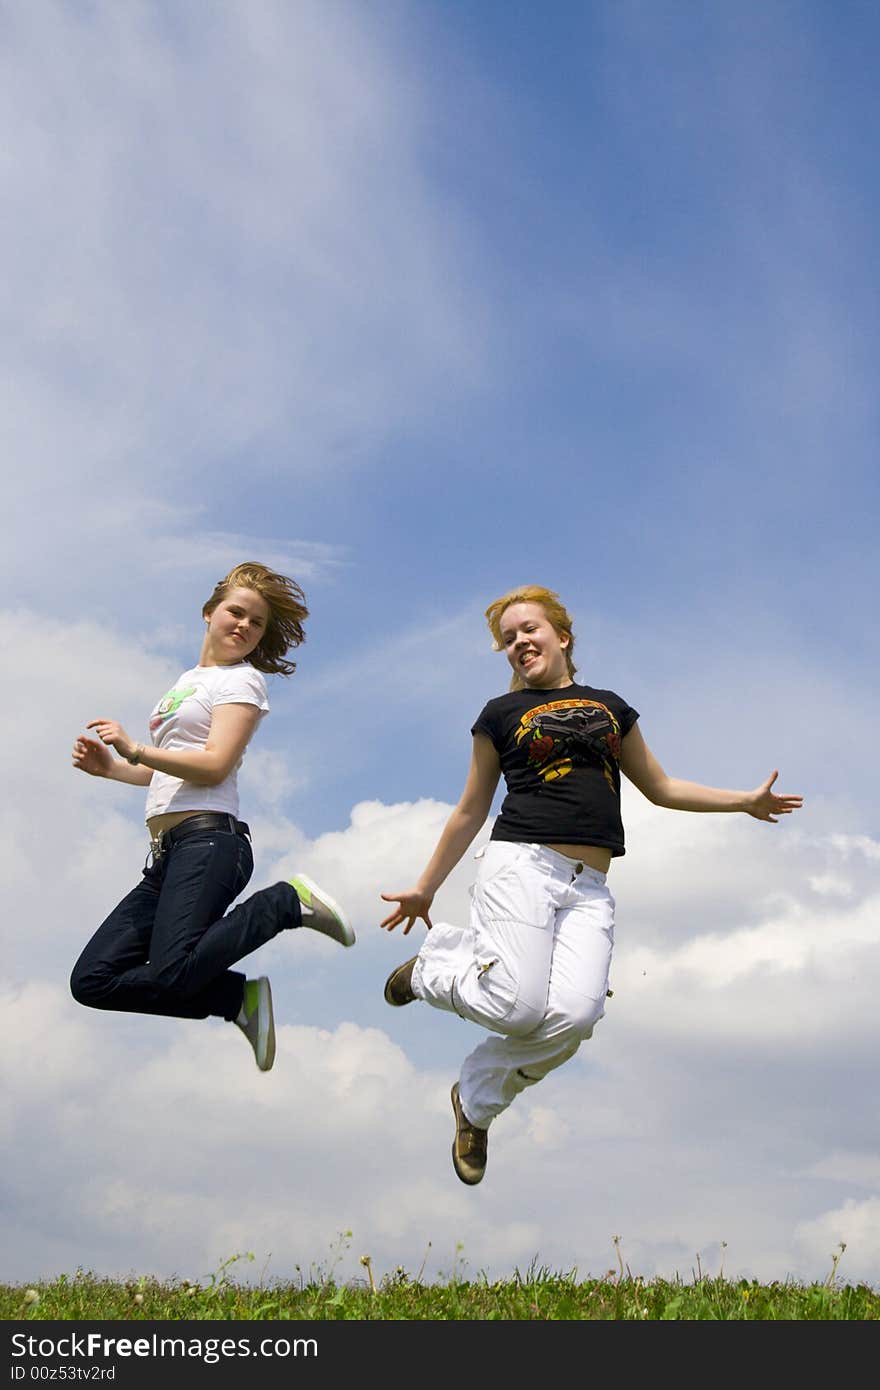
[514,698,623,793]
[472,682,639,855]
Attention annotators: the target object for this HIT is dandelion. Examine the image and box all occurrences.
[826,1241,847,1287]
[133,1293,144,1305]
[23,1289,39,1306]
[360,1254,377,1295]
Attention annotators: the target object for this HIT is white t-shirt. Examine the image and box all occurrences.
[143,663,270,822]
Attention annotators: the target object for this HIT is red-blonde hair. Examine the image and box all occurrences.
[485,584,577,691]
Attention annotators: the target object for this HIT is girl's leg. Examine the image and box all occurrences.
[70,871,161,1007]
[413,842,557,1036]
[71,829,299,1020]
[458,867,614,1128]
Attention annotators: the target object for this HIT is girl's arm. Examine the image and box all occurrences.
[620,723,803,821]
[84,704,263,788]
[380,734,502,934]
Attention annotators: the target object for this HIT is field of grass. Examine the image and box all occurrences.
[2,1248,878,1321]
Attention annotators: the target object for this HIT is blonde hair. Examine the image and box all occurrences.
[485,584,577,691]
[202,562,308,676]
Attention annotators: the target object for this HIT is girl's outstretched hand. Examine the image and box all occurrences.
[380,890,433,935]
[72,735,114,777]
[86,718,138,762]
[748,770,804,822]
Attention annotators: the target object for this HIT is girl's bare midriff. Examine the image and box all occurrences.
[147,809,211,837]
[544,843,612,874]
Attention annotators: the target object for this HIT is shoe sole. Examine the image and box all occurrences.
[258,978,276,1072]
[451,1084,485,1186]
[294,874,356,947]
[383,956,418,1006]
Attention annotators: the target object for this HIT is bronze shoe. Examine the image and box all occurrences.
[450,1082,488,1185]
[383,956,418,1006]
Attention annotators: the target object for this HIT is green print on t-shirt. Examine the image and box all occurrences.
[149,685,197,733]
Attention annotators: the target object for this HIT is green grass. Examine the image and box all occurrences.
[2,1250,878,1321]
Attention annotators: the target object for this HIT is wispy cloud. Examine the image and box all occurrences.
[2,0,491,597]
[147,530,347,582]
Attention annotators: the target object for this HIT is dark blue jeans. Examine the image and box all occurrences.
[70,825,301,1022]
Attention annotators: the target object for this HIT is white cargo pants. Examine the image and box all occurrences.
[412,840,615,1129]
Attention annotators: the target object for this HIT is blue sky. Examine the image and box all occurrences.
[2,0,878,1289]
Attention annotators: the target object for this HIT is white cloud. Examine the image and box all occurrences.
[807,874,854,899]
[794,1200,880,1285]
[0,982,547,1283]
[238,747,305,812]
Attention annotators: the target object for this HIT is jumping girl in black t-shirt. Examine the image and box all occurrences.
[380,584,802,1185]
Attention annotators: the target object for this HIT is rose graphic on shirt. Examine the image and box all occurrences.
[528,734,555,767]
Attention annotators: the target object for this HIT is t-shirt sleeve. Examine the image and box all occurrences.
[470,700,499,747]
[618,698,639,738]
[214,666,270,717]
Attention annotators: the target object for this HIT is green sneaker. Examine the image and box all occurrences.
[235,977,276,1072]
[289,874,356,947]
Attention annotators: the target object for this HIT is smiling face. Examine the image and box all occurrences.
[499,601,572,690]
[201,586,271,667]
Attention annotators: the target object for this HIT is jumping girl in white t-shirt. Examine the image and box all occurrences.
[380,584,803,1184]
[71,561,354,1071]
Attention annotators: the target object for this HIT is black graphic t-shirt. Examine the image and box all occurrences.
[472,682,639,856]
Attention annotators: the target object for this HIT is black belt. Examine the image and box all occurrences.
[153,813,250,853]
